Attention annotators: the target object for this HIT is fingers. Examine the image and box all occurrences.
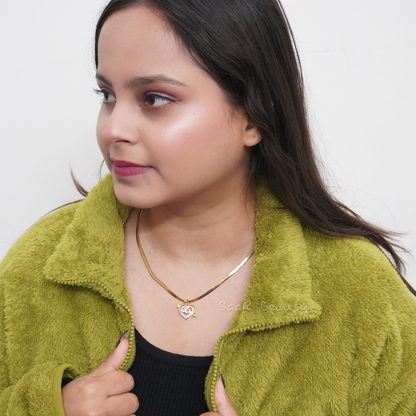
[107,392,139,415]
[213,376,238,416]
[63,388,139,416]
[200,376,238,416]
[95,370,135,396]
[92,336,130,377]
[62,370,138,416]
[62,335,136,416]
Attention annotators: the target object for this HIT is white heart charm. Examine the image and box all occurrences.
[177,303,197,319]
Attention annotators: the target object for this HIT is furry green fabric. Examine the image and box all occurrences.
[1,174,415,415]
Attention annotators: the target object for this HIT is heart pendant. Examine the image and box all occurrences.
[177,303,197,319]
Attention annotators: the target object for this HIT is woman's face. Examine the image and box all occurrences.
[96,5,259,210]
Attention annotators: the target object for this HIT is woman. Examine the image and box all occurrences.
[1,0,415,415]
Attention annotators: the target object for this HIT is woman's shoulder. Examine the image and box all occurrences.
[304,228,404,286]
[303,227,416,326]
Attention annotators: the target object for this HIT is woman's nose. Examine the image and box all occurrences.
[100,101,140,145]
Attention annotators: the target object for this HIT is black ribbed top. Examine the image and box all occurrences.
[128,327,213,416]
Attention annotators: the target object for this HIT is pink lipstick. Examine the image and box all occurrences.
[112,159,151,177]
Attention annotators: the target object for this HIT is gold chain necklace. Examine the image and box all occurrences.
[135,209,254,320]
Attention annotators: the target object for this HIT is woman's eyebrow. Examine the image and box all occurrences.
[95,73,112,86]
[95,73,187,88]
[125,74,187,88]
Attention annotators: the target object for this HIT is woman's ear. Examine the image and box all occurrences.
[235,107,261,147]
[243,119,261,147]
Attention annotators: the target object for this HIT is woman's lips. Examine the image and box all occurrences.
[112,159,151,177]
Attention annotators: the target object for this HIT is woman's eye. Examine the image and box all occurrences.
[94,88,116,103]
[146,94,172,107]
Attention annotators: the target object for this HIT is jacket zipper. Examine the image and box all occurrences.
[59,279,135,371]
[209,315,314,412]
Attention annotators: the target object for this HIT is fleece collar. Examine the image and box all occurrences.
[44,175,132,299]
[229,185,321,331]
[45,175,321,329]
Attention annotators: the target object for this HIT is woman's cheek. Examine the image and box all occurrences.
[96,116,107,153]
[158,105,226,154]
[150,114,201,157]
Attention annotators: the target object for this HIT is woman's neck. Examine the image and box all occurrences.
[133,183,256,267]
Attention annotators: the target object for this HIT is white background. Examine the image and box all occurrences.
[0,1,415,287]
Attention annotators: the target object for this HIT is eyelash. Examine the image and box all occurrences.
[93,88,175,109]
[93,88,113,103]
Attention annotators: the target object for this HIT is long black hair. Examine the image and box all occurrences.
[93,0,413,294]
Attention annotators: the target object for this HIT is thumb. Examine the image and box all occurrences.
[213,375,238,416]
[92,333,129,377]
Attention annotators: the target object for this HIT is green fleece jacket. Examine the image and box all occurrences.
[1,174,416,415]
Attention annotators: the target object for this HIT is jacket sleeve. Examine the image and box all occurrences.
[348,259,416,415]
[0,282,82,416]
[0,205,84,416]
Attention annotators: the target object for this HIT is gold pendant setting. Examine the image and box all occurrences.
[177,301,197,319]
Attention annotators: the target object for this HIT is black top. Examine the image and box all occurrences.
[128,327,214,416]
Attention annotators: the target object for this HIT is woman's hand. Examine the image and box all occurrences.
[62,337,139,416]
[201,376,238,416]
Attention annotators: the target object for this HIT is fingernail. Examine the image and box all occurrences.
[115,331,129,349]
[220,374,226,389]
